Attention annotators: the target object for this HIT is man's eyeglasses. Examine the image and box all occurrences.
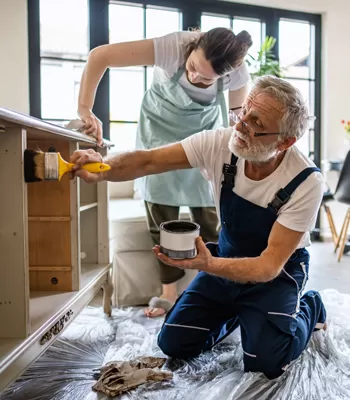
[229,106,282,138]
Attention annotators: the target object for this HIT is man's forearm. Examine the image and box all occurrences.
[203,255,282,284]
[101,150,150,182]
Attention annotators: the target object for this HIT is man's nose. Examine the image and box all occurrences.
[236,119,250,135]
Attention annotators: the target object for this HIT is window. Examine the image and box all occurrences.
[200,13,264,113]
[30,0,321,196]
[39,0,89,124]
[279,19,316,157]
[201,14,231,31]
[233,17,264,75]
[108,2,182,151]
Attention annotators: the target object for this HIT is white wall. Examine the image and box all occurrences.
[0,0,29,114]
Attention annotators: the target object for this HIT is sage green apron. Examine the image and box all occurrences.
[135,65,228,207]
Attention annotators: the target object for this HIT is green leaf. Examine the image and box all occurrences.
[246,36,284,79]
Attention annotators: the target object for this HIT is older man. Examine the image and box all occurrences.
[72,75,326,379]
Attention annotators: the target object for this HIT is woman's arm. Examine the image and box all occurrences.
[78,39,155,144]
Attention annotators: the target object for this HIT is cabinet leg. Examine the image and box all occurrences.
[102,282,114,317]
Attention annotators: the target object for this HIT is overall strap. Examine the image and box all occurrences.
[268,167,321,213]
[217,77,229,127]
[222,153,238,188]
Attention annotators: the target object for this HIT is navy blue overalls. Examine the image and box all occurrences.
[158,154,327,379]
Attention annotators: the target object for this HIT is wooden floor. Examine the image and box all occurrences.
[306,240,350,294]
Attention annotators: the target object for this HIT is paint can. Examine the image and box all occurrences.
[159,220,200,259]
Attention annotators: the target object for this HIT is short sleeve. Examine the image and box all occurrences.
[228,62,251,91]
[277,172,325,232]
[153,31,198,74]
[181,127,232,180]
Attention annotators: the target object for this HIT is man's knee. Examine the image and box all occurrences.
[242,334,299,379]
[243,350,288,379]
[157,324,204,359]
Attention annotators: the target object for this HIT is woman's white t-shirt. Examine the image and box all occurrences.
[152,31,251,104]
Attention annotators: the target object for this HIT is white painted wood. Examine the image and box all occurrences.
[70,141,80,291]
[80,179,98,203]
[0,107,98,145]
[0,263,111,392]
[97,147,110,265]
[80,208,98,265]
[0,127,30,338]
[79,202,98,212]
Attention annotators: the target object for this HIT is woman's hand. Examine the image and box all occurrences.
[78,108,103,146]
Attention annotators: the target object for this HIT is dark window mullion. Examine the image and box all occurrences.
[182,6,201,31]
[265,11,279,60]
[28,0,41,118]
[110,120,138,124]
[143,4,147,91]
[283,77,315,82]
[89,0,110,140]
[40,55,88,63]
[313,16,322,169]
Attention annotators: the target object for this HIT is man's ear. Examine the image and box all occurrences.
[278,136,296,151]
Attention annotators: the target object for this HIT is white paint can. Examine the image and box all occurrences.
[159,220,200,259]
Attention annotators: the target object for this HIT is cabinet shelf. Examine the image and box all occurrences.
[80,202,98,212]
[0,263,111,391]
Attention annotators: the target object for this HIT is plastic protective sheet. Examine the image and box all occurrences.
[1,289,350,400]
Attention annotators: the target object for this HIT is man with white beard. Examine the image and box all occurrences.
[71,75,326,380]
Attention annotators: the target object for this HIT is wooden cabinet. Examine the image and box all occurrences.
[0,108,113,391]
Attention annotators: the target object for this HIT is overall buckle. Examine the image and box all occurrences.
[222,163,237,185]
[268,189,291,212]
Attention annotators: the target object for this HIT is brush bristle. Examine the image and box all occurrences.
[24,149,45,182]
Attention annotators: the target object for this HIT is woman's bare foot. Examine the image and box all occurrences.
[144,283,178,318]
[314,321,327,331]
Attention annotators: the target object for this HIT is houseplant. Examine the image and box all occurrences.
[246,36,284,79]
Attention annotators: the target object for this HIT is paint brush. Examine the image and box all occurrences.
[24,149,111,182]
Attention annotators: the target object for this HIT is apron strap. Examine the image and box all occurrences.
[268,167,321,213]
[222,153,238,188]
[172,65,186,82]
[217,77,229,127]
[173,65,229,126]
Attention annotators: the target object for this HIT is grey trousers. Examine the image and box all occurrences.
[144,201,220,284]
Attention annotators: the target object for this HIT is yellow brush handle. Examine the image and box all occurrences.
[66,162,111,173]
[80,162,111,173]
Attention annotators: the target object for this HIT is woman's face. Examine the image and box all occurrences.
[185,48,220,85]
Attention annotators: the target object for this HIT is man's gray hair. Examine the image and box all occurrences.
[250,75,310,140]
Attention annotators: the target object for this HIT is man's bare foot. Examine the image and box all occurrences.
[144,283,178,318]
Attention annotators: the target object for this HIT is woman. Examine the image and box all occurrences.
[77,27,253,317]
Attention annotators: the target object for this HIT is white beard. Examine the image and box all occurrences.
[228,127,279,164]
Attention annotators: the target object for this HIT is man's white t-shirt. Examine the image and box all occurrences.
[152,31,250,104]
[181,127,324,248]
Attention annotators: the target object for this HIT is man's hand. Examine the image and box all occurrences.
[152,237,214,270]
[70,149,105,183]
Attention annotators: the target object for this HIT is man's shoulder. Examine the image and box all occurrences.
[286,146,324,189]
